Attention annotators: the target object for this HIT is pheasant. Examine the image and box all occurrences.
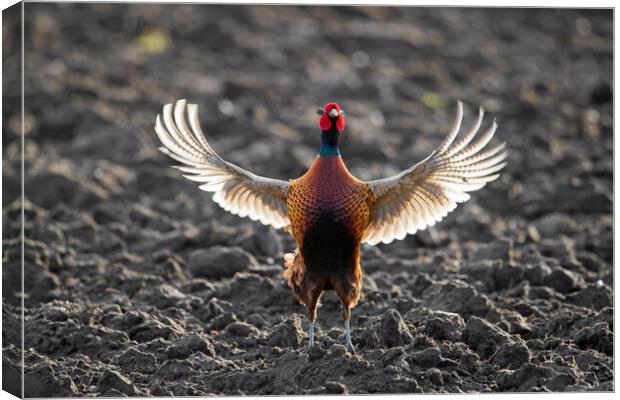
[154,99,506,352]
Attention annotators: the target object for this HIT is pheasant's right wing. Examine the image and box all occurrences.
[154,99,290,229]
[363,101,507,245]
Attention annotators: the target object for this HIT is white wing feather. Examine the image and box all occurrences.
[154,99,290,229]
[364,101,507,245]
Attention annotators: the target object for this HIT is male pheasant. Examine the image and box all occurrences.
[154,100,506,352]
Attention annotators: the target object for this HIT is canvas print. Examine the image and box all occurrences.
[2,2,613,396]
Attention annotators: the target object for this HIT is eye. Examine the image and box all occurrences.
[339,110,345,116]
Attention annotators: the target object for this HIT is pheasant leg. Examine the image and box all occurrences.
[344,320,355,353]
[308,320,315,348]
[305,286,322,349]
[337,283,358,354]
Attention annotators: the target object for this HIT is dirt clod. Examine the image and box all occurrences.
[379,309,413,348]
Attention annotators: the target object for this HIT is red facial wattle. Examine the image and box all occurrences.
[320,102,346,132]
[320,112,332,131]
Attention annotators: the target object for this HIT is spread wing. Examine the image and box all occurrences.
[154,99,290,229]
[364,101,507,245]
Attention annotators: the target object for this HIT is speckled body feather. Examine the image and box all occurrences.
[284,155,373,318]
[288,156,373,247]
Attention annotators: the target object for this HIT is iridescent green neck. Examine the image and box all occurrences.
[319,130,340,156]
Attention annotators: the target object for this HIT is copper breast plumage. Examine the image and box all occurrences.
[287,156,373,244]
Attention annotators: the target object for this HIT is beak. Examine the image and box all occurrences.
[328,108,339,118]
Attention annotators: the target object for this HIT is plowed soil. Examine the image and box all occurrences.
[2,4,613,396]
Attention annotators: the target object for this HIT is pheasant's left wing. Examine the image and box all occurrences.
[154,99,290,229]
[363,101,507,245]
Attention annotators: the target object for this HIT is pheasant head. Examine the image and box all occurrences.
[317,102,345,156]
[317,102,345,132]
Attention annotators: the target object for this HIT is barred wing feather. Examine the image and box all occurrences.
[154,99,290,229]
[364,101,507,245]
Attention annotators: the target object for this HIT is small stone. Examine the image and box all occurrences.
[462,316,529,368]
[576,252,606,273]
[460,352,480,373]
[594,306,613,326]
[46,308,69,322]
[382,348,406,366]
[212,312,238,330]
[546,374,576,391]
[308,345,325,361]
[97,370,140,396]
[180,279,216,294]
[411,347,441,368]
[119,348,158,374]
[327,327,344,340]
[157,359,193,381]
[329,344,347,357]
[492,342,531,369]
[358,326,381,349]
[134,284,186,310]
[408,273,434,296]
[503,312,531,335]
[543,267,584,294]
[379,309,413,348]
[497,363,554,391]
[425,311,466,341]
[226,321,259,337]
[325,381,347,394]
[166,345,191,360]
[189,246,258,279]
[170,334,216,358]
[269,315,305,348]
[422,281,496,319]
[567,283,612,310]
[523,262,552,286]
[128,320,174,343]
[428,368,444,385]
[245,313,265,328]
[574,322,613,356]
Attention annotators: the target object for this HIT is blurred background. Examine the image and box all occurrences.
[2,3,613,396]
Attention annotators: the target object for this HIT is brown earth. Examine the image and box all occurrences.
[2,3,613,396]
